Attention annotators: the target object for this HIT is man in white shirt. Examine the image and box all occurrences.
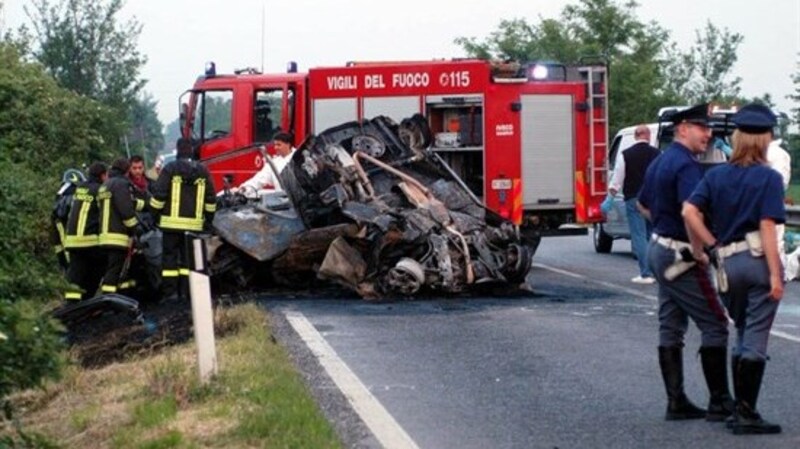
[608,125,660,284]
[766,137,791,278]
[236,132,296,196]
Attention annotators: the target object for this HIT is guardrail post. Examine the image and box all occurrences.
[189,234,217,383]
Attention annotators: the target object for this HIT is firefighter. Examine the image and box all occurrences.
[683,103,784,434]
[50,168,86,272]
[637,103,733,422]
[63,162,108,301]
[98,158,145,295]
[150,138,216,302]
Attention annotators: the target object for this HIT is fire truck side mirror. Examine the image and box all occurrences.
[510,102,522,112]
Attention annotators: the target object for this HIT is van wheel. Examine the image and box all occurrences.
[593,224,613,253]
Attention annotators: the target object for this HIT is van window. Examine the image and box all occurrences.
[608,135,622,170]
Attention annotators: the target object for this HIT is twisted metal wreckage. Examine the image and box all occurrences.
[210,114,541,299]
[53,115,542,328]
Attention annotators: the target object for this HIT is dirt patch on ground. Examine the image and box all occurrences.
[61,293,255,369]
[59,279,535,369]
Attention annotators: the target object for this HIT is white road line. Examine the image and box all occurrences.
[285,311,420,449]
[770,330,800,343]
[533,262,800,344]
[533,263,658,301]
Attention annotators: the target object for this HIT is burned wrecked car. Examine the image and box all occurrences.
[209,115,540,299]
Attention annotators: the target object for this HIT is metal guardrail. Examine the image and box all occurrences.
[786,205,800,227]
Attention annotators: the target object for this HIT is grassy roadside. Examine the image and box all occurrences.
[1,303,343,449]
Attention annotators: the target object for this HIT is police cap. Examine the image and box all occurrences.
[670,103,710,126]
[731,103,776,134]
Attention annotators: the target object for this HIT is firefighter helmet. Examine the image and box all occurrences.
[61,168,86,185]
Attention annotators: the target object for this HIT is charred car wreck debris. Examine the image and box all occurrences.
[53,114,542,331]
[210,114,541,299]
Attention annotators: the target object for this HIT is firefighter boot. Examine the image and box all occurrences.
[699,346,734,421]
[658,346,706,420]
[731,359,781,435]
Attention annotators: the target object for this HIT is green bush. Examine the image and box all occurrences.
[0,299,64,404]
[0,43,117,303]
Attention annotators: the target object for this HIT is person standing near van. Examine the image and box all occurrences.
[683,103,784,434]
[609,125,660,284]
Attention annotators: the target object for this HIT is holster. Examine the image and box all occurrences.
[664,248,696,281]
[714,259,729,293]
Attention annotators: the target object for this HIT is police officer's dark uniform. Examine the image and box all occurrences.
[98,158,144,294]
[684,103,784,434]
[150,138,216,302]
[63,162,107,301]
[638,103,733,421]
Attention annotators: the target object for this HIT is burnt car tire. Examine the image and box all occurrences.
[593,224,613,253]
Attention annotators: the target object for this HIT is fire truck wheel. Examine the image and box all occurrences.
[593,224,613,253]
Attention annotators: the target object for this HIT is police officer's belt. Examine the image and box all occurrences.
[717,240,749,258]
[653,235,691,251]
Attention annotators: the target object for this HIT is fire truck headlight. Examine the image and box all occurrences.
[531,64,549,80]
[205,61,216,77]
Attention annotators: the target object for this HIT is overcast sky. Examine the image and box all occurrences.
[3,0,799,127]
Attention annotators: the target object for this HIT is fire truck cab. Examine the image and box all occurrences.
[180,59,609,232]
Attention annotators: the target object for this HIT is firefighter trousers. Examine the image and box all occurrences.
[64,247,106,300]
[161,231,190,300]
[101,247,129,294]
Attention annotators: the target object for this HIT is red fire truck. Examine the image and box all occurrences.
[179,58,609,232]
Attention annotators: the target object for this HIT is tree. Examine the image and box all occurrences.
[454,0,674,133]
[126,93,164,164]
[163,118,181,152]
[454,0,745,134]
[788,54,800,126]
[662,21,743,104]
[24,0,146,114]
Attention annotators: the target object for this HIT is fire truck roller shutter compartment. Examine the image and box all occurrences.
[313,98,358,134]
[521,94,574,209]
[362,96,421,123]
[426,94,485,200]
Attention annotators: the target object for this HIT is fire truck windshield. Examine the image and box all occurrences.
[189,90,233,141]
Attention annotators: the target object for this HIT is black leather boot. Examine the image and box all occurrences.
[699,346,735,421]
[731,359,781,435]
[658,346,706,420]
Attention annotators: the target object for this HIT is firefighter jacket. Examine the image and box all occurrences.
[150,158,216,232]
[98,170,139,248]
[50,181,77,266]
[64,178,104,249]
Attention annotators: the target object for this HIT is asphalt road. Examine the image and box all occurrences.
[264,234,800,449]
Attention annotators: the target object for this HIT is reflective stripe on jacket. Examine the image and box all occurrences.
[150,159,216,231]
[98,174,138,248]
[64,180,103,248]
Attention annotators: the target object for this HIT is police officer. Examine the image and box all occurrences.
[150,138,216,302]
[637,103,733,421]
[63,162,107,301]
[682,103,784,435]
[98,158,145,295]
